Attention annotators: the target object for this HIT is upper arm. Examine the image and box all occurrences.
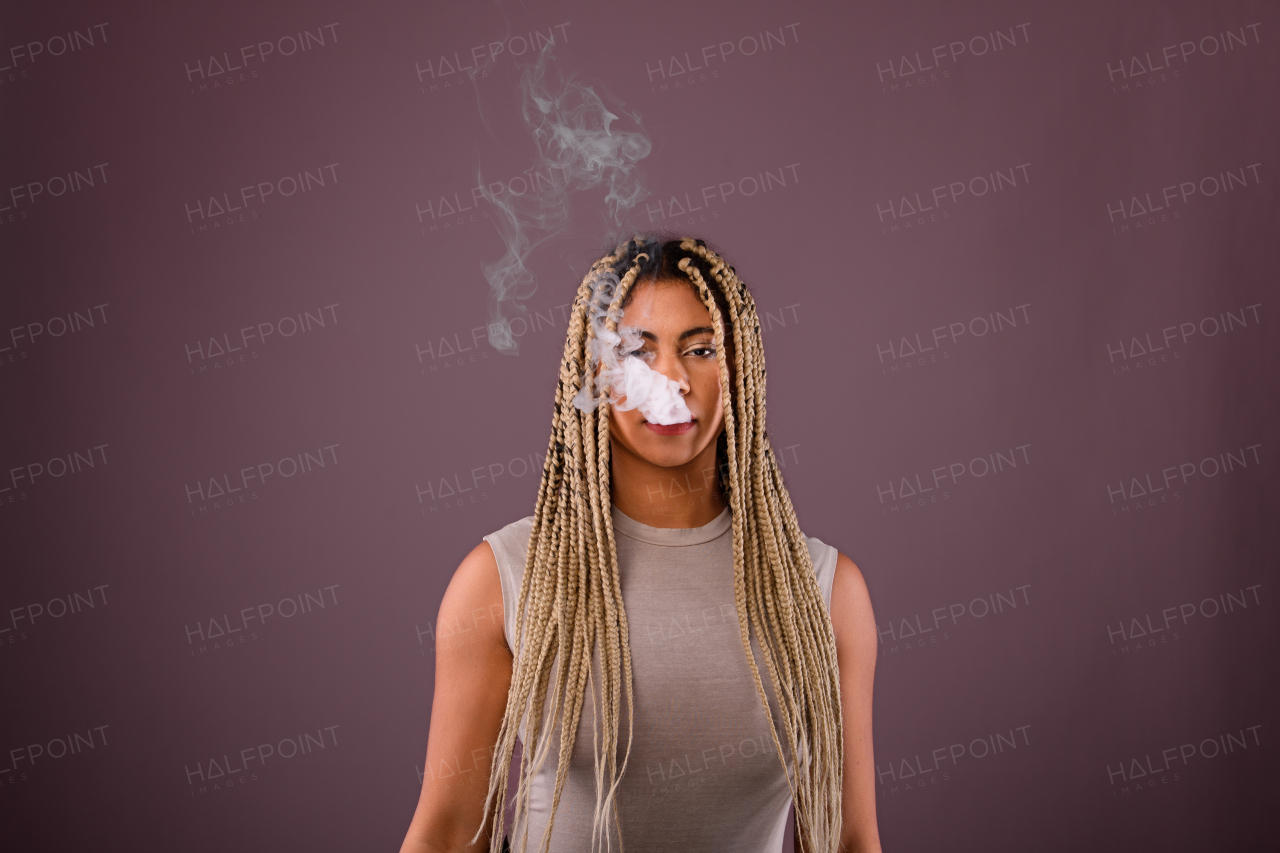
[829,552,881,853]
[401,541,514,853]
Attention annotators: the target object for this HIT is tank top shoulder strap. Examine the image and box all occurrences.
[483,515,535,651]
[804,535,839,612]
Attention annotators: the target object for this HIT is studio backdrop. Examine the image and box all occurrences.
[1,0,1276,850]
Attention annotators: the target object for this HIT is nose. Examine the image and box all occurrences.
[651,351,690,394]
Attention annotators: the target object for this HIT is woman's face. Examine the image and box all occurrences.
[607,277,726,469]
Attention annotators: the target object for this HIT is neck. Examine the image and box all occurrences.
[609,438,726,528]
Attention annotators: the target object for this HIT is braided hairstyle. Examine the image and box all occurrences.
[475,236,844,853]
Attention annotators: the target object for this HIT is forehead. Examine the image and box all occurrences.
[620,278,712,329]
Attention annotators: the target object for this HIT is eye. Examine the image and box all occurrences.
[686,344,717,358]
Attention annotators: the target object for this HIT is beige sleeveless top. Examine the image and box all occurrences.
[483,505,838,853]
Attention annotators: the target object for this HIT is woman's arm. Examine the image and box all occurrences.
[401,542,514,853]
[799,552,881,853]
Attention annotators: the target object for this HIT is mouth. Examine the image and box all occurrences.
[643,419,695,436]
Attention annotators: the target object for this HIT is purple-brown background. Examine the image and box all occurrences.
[1,1,1276,850]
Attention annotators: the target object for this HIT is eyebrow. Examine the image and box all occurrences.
[637,326,715,343]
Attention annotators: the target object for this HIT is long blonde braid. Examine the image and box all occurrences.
[475,236,844,853]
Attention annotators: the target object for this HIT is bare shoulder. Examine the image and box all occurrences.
[436,540,507,651]
[830,552,876,645]
[831,552,871,606]
[447,540,500,595]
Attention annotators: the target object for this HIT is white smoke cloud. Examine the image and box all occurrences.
[571,268,693,426]
[478,44,651,354]
[610,354,693,426]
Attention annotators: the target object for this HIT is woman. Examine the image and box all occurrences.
[401,237,880,853]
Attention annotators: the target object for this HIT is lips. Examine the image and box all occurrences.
[644,419,695,436]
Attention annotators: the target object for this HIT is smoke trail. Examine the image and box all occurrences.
[479,44,651,354]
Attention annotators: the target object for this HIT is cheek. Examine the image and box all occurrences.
[693,364,723,407]
[608,405,644,432]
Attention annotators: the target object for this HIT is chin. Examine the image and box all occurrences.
[619,427,693,464]
[641,446,699,469]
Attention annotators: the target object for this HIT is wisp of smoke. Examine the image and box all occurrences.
[571,267,693,426]
[479,44,651,354]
